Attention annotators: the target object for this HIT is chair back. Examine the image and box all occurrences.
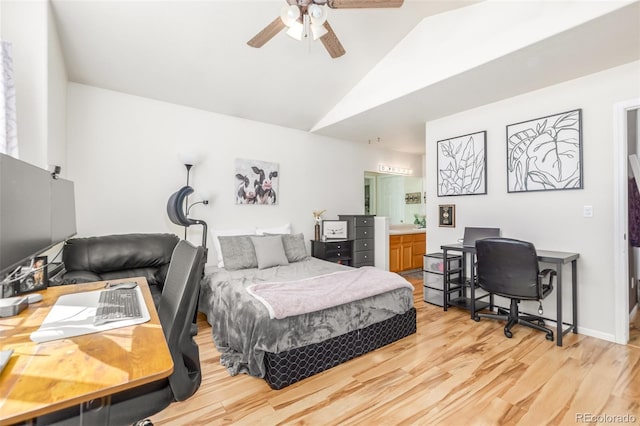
[475,237,541,300]
[167,186,198,227]
[167,185,209,250]
[158,239,205,401]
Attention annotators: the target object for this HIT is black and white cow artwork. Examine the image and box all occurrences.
[236,173,257,204]
[252,166,278,205]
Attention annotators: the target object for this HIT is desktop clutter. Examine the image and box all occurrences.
[0,232,177,317]
[0,293,42,317]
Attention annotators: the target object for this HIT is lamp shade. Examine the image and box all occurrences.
[307,4,327,25]
[178,147,201,166]
[286,19,305,40]
[311,24,328,40]
[280,5,300,27]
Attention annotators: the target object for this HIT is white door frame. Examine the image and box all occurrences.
[613,97,640,344]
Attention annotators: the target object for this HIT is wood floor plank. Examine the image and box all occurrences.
[150,276,640,425]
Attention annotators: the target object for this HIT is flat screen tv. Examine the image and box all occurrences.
[0,153,77,277]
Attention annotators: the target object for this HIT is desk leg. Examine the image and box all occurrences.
[469,252,476,320]
[572,259,578,334]
[443,248,449,312]
[556,262,563,347]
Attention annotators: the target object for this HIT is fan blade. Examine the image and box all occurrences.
[328,0,403,8]
[247,17,286,48]
[319,21,345,59]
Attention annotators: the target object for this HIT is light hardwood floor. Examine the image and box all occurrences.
[151,277,640,425]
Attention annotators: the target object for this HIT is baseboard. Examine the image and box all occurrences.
[518,313,618,344]
[567,325,616,343]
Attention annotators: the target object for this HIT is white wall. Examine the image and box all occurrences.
[425,61,640,342]
[66,83,423,262]
[0,0,47,168]
[47,4,68,175]
[0,0,67,172]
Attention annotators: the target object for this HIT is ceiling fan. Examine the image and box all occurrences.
[247,0,404,59]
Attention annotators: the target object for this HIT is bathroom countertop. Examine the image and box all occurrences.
[388,228,427,235]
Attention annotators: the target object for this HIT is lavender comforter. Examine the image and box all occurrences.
[199,257,414,378]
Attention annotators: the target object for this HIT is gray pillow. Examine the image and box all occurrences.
[251,236,289,270]
[218,235,258,270]
[265,232,309,262]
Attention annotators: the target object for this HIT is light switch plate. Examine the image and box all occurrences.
[583,205,593,218]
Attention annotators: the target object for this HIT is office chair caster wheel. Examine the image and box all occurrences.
[546,333,554,341]
[473,315,480,322]
[504,329,513,338]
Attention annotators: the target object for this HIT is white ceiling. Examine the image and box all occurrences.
[50,0,640,154]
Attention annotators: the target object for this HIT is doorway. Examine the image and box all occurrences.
[614,98,640,345]
[627,108,640,348]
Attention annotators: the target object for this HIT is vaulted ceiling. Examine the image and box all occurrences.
[50,0,640,154]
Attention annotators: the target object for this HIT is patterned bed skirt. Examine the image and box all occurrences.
[263,307,417,390]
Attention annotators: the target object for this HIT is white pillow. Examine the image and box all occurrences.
[213,227,256,268]
[255,223,291,236]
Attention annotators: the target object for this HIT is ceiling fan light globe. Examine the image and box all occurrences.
[308,4,328,25]
[280,5,300,27]
[310,24,328,40]
[286,20,305,40]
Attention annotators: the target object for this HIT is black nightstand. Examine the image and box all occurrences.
[311,239,353,266]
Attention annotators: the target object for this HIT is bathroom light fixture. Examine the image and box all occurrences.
[378,164,413,175]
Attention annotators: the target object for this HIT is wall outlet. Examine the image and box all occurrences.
[583,205,593,218]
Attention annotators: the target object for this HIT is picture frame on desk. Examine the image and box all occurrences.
[438,205,455,227]
[13,256,48,295]
[322,220,348,239]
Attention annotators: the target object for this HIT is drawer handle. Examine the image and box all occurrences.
[363,231,368,235]
[337,253,341,257]
[337,245,341,249]
[363,243,368,247]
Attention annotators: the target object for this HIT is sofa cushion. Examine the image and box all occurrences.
[62,233,179,287]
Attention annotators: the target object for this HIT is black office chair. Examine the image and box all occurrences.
[474,238,555,341]
[37,240,205,426]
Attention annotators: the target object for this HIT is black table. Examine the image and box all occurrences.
[440,243,579,347]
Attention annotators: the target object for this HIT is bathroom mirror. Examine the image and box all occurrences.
[364,172,425,226]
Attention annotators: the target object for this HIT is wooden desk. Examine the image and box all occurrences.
[440,243,579,347]
[0,278,173,425]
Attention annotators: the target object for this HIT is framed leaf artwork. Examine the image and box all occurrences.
[506,109,582,193]
[437,131,487,197]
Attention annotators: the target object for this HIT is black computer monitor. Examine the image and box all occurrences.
[0,154,77,276]
[462,227,501,247]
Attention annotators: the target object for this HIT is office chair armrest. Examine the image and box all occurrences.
[538,269,556,295]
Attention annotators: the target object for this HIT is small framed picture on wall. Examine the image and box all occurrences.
[438,205,455,227]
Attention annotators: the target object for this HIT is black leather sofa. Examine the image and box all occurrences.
[61,233,180,305]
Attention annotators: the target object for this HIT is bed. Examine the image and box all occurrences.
[199,231,416,389]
